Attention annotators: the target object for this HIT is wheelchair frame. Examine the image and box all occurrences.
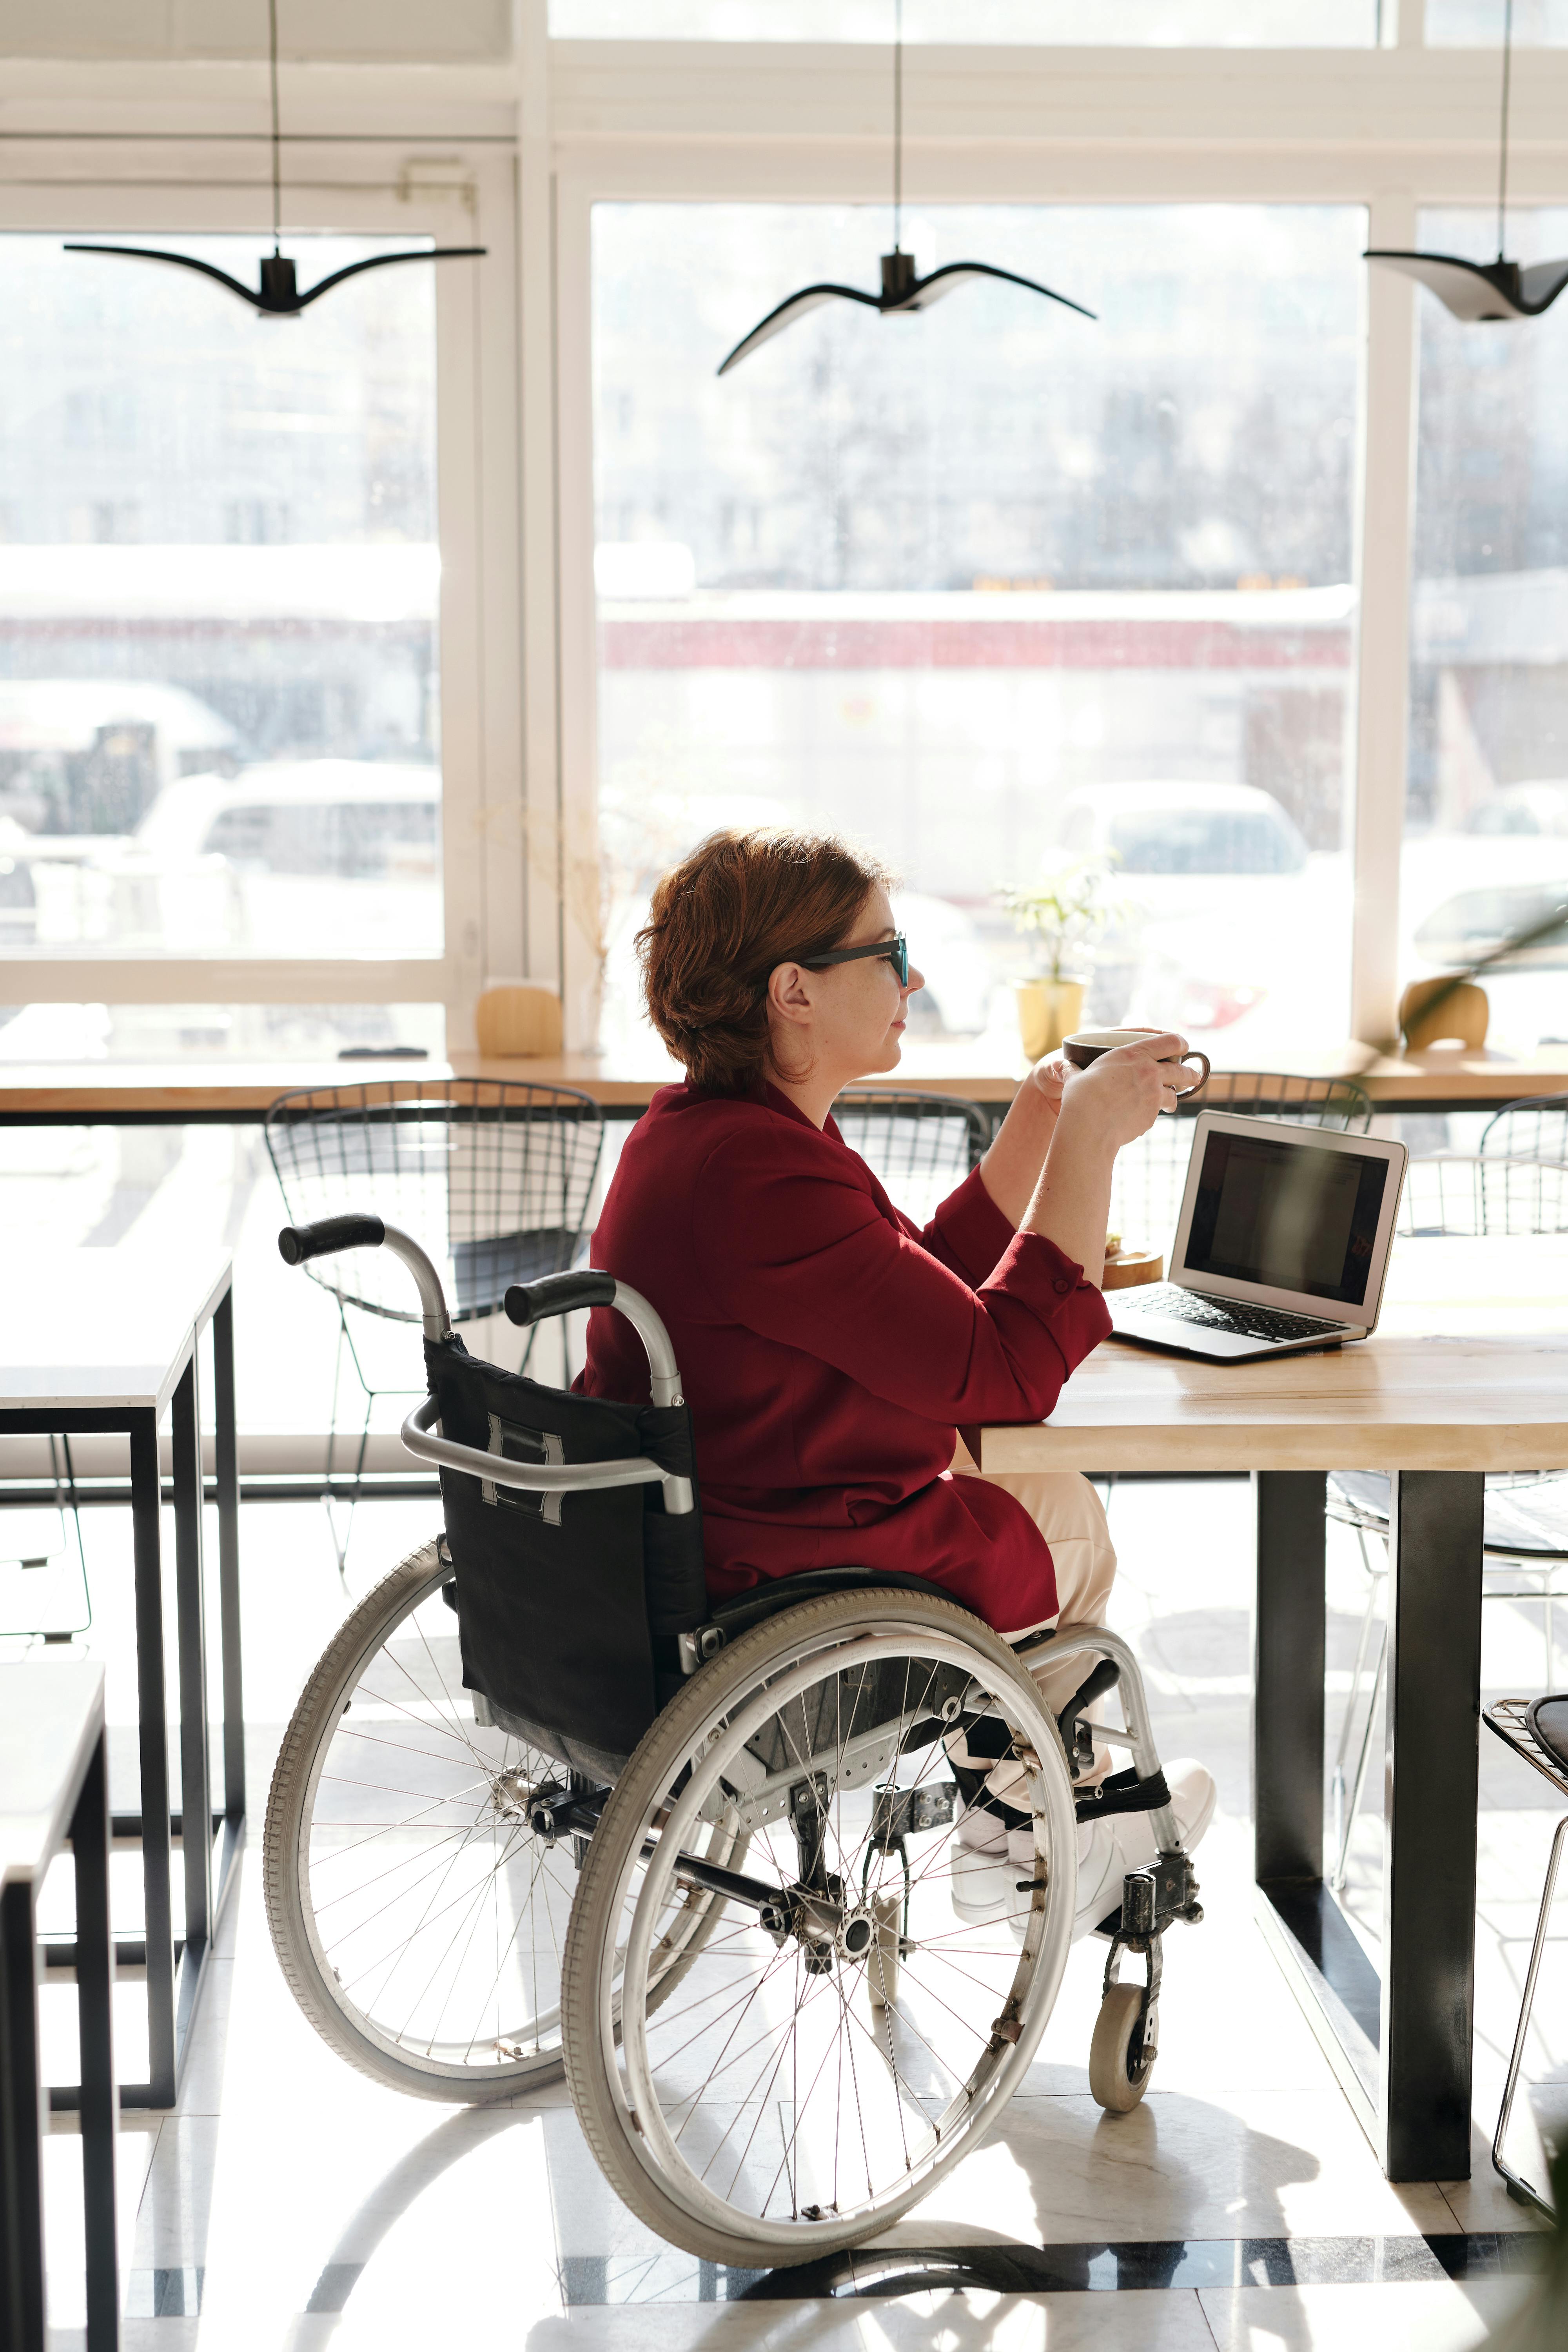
[268,1210,1203,2263]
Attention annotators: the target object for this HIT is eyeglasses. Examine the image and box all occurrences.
[793,934,909,989]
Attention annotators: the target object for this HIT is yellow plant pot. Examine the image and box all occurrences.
[1015,977,1086,1062]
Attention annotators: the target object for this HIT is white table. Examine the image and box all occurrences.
[1,1657,117,2350]
[0,1256,242,2110]
[975,1235,1568,2183]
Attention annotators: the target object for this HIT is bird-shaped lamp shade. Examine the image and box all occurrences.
[62,243,485,318]
[1363,250,1568,323]
[1365,4,1568,325]
[718,246,1095,376]
[65,4,483,316]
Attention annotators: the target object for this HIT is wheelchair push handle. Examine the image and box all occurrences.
[507,1270,684,1412]
[276,1215,452,1342]
[279,1213,385,1265]
[503,1270,616,1325]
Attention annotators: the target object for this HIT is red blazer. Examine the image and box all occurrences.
[579,1083,1111,1632]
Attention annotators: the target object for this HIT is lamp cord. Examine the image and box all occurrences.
[1497,0,1513,261]
[893,0,902,254]
[269,0,282,254]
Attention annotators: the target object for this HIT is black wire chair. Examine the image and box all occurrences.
[831,1089,990,1226]
[1107,1070,1374,1249]
[265,1078,603,1572]
[1481,1695,1568,2222]
[1483,1090,1568,1169]
[1329,1116,1568,1889]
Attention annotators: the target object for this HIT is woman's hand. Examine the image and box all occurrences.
[1025,1052,1073,1119]
[1020,1032,1187,1278]
[978,1051,1074,1226]
[1056,1032,1189,1152]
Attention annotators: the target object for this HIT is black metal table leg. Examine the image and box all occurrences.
[171,1355,213,2045]
[1,1877,45,2350]
[128,1407,176,2109]
[1254,1470,1327,1884]
[1381,1468,1485,2181]
[71,1730,119,2352]
[211,1287,245,1830]
[1253,1468,1383,2112]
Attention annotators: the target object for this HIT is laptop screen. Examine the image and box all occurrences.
[1182,1129,1390,1307]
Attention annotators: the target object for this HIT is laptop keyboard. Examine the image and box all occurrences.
[1128,1284,1348,1343]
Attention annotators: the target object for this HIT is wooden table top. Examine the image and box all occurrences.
[975,1234,1568,1475]
[0,1255,230,1414]
[2,1042,1566,1118]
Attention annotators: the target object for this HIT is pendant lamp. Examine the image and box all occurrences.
[65,1,485,315]
[717,0,1093,376]
[1365,0,1568,321]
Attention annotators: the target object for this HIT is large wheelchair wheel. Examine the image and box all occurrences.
[562,1588,1077,2267]
[264,1537,744,2102]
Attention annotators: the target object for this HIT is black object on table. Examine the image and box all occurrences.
[0,1257,243,2110]
[1,1657,119,2350]
[1254,1467,1485,2181]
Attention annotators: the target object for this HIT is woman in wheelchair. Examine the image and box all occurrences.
[263,823,1213,2272]
[584,826,1214,1937]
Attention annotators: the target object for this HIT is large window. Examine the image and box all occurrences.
[1405,209,1568,1054]
[0,233,440,1052]
[592,203,1363,1066]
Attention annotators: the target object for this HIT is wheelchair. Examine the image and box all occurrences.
[263,1213,1203,2269]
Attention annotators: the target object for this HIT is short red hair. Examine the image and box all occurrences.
[638,828,888,1097]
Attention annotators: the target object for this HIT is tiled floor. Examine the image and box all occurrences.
[25,1479,1566,2350]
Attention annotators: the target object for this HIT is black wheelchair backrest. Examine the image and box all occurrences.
[278,1220,705,1778]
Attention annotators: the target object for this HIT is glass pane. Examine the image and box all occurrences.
[593,203,1362,1069]
[0,234,441,959]
[554,1,1376,40]
[1427,0,1568,41]
[1406,207,1568,1055]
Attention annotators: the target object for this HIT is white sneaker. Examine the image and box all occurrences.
[1069,1757,1216,1942]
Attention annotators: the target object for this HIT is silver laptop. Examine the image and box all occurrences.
[1107,1111,1408,1361]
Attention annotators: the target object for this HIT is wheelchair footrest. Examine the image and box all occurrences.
[1074,1765,1170,1825]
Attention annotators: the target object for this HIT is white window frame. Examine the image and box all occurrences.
[0,138,548,1051]
[7,4,1568,1053]
[546,16,1568,1050]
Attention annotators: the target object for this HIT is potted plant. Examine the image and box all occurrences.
[1000,856,1123,1061]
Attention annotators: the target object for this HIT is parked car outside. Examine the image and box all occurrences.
[1050,781,1344,1058]
[1401,820,1568,1048]
[27,759,443,955]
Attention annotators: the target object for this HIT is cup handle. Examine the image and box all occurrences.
[1157,1049,1210,1113]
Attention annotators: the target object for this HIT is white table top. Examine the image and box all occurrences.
[977,1233,1568,1477]
[0,1253,231,1414]
[0,1656,105,1886]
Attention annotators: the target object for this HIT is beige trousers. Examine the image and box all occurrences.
[951,1447,1118,1725]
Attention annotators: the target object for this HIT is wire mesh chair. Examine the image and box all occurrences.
[266,1078,603,1572]
[831,1089,990,1227]
[1481,1695,1568,2222]
[1328,1137,1568,1889]
[1482,1090,1568,1170]
[1397,1153,1568,1236]
[1107,1071,1374,1249]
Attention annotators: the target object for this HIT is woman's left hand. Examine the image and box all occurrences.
[977,1053,1072,1226]
[1026,1053,1073,1121]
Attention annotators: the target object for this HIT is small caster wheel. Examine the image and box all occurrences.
[1089,1980,1153,2113]
[867,1892,901,2008]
